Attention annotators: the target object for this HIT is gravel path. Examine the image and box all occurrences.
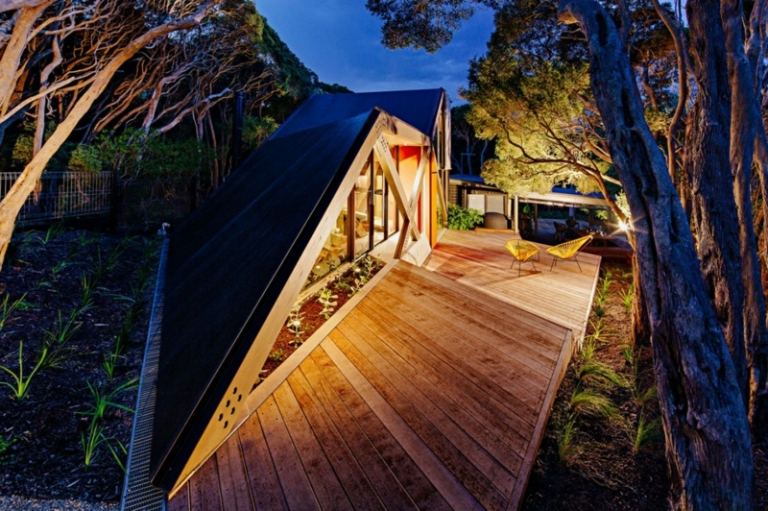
[0,496,118,511]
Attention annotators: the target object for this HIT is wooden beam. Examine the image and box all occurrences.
[374,136,420,247]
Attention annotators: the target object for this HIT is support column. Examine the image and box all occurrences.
[513,195,519,233]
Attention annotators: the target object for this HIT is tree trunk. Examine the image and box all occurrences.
[0,2,51,115]
[0,2,217,267]
[558,1,753,509]
[685,0,748,398]
[721,0,768,438]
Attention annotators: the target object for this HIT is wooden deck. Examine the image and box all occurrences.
[427,229,601,344]
[168,230,600,511]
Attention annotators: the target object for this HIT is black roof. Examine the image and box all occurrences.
[151,109,380,490]
[273,88,444,140]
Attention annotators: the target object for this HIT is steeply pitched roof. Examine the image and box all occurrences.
[273,88,444,140]
[151,110,380,490]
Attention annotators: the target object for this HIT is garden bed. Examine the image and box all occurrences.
[522,262,768,510]
[259,255,384,383]
[0,226,157,504]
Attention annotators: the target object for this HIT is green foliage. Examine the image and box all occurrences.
[318,288,339,319]
[575,360,629,390]
[467,57,608,196]
[447,204,484,231]
[620,285,635,314]
[93,129,214,179]
[0,293,27,331]
[80,378,133,469]
[11,135,33,166]
[352,256,377,292]
[286,307,304,346]
[80,275,95,309]
[44,308,82,345]
[80,378,137,423]
[569,388,620,420]
[243,116,279,149]
[0,341,50,400]
[0,434,14,459]
[68,144,103,173]
[632,415,661,454]
[81,419,107,467]
[557,417,579,464]
[106,438,128,473]
[268,349,285,363]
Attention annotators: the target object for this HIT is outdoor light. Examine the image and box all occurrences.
[618,219,631,232]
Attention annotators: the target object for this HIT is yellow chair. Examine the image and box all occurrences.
[505,239,540,276]
[547,234,594,272]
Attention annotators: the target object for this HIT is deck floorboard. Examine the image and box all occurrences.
[169,230,600,511]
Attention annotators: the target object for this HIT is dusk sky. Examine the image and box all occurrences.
[256,1,496,104]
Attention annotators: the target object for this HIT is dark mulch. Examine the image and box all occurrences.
[259,257,384,382]
[0,227,157,503]
[524,262,768,510]
[523,262,668,511]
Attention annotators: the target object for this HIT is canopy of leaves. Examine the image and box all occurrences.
[463,4,612,197]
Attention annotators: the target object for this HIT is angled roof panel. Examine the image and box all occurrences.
[273,88,444,140]
[151,110,380,490]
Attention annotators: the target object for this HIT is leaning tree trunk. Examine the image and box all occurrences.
[0,2,217,268]
[721,0,768,438]
[684,0,748,399]
[558,1,753,509]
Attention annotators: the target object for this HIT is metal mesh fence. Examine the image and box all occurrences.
[0,171,112,226]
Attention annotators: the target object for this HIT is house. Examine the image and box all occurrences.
[146,89,452,494]
[449,174,611,235]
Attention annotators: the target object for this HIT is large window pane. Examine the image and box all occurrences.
[354,160,371,256]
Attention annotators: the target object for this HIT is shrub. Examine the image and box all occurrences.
[68,144,103,173]
[447,204,484,231]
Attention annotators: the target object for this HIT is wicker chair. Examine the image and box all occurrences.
[505,239,540,277]
[546,234,594,272]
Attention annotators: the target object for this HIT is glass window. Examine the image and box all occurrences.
[354,160,371,256]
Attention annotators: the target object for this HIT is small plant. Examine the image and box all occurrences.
[50,260,72,279]
[569,388,619,420]
[621,343,634,366]
[599,270,613,295]
[575,360,629,389]
[81,419,107,467]
[36,224,63,247]
[106,437,128,473]
[557,417,579,464]
[0,341,51,400]
[633,385,657,409]
[44,308,81,345]
[352,257,376,292]
[80,275,95,308]
[102,351,119,379]
[106,242,126,273]
[588,318,605,342]
[632,415,661,454]
[81,378,137,422]
[286,307,305,346]
[92,246,107,283]
[75,231,94,250]
[447,204,484,231]
[318,288,339,319]
[0,434,14,459]
[620,285,634,314]
[268,349,285,363]
[0,293,28,331]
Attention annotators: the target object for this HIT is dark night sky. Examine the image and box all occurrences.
[255,1,495,104]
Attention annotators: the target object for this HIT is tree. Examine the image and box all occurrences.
[367,0,764,507]
[0,0,225,265]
